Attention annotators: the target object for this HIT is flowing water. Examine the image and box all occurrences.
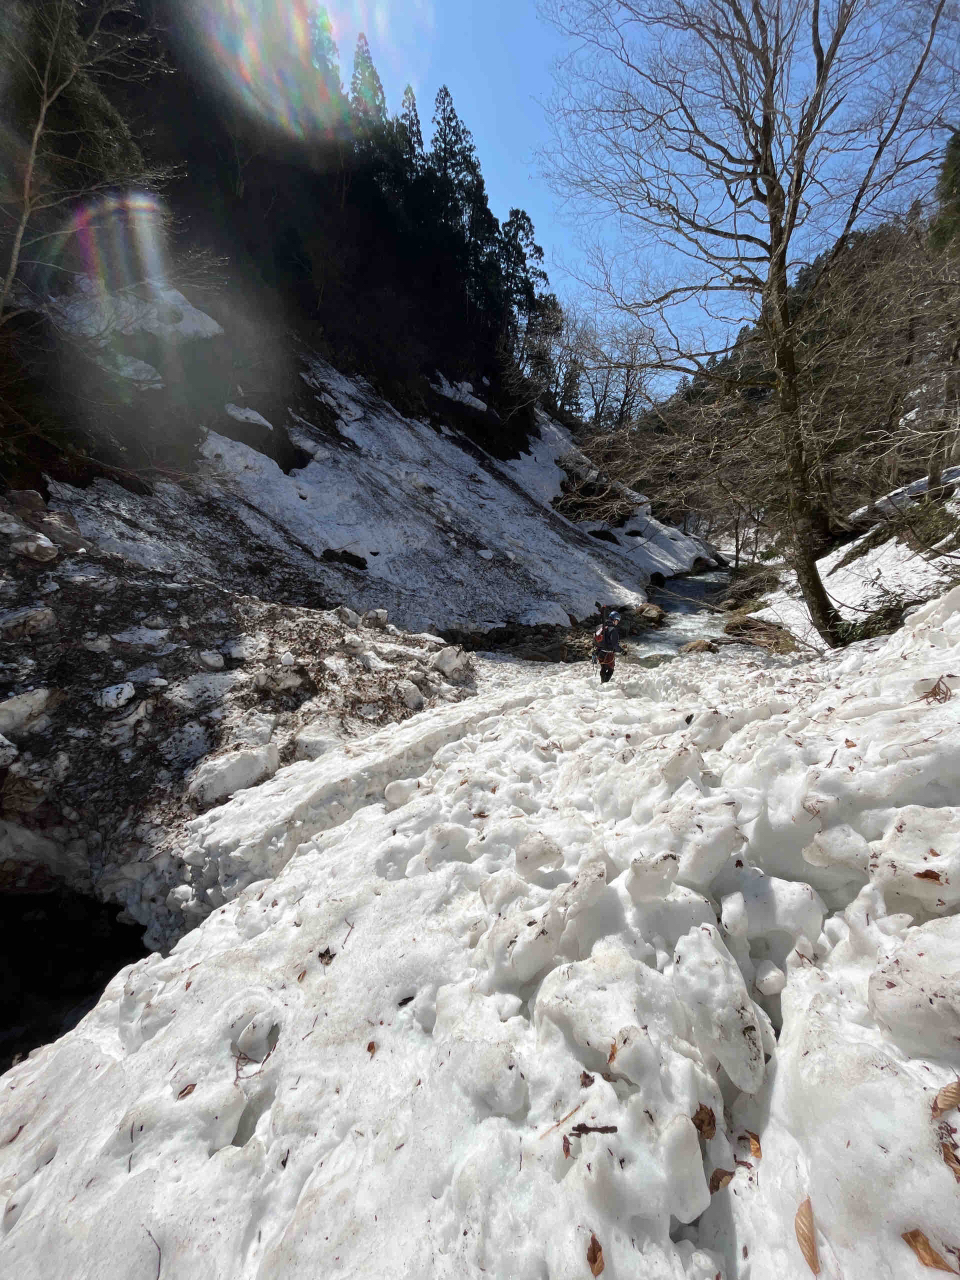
[624,570,733,664]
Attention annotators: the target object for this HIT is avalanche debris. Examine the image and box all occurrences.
[5,579,960,1277]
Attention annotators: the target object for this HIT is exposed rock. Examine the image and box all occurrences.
[636,603,666,625]
[6,490,46,515]
[336,605,361,627]
[198,650,225,671]
[11,534,58,562]
[95,682,136,710]
[526,643,569,663]
[0,688,52,735]
[2,767,48,813]
[430,646,471,677]
[680,638,719,655]
[363,608,389,629]
[0,606,57,638]
[0,819,92,888]
[396,678,425,711]
[279,650,296,666]
[0,734,17,768]
[723,614,795,652]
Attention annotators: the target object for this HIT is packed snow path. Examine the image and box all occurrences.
[5,595,960,1278]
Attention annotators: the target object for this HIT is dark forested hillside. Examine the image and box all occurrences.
[0,0,560,486]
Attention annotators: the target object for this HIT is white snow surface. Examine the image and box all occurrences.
[6,589,960,1277]
[51,280,224,344]
[225,404,274,431]
[51,352,714,635]
[757,519,960,648]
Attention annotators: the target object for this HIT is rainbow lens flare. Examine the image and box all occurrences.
[60,192,169,302]
[178,0,435,141]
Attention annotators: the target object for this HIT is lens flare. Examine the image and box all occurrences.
[180,0,435,141]
[48,192,170,304]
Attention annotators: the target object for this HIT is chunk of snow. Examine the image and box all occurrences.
[225,403,274,431]
[94,682,136,710]
[187,744,280,809]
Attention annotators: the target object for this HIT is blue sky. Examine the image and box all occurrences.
[329,1,578,294]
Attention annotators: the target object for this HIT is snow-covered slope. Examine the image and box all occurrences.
[756,480,960,648]
[50,341,715,635]
[5,588,960,1279]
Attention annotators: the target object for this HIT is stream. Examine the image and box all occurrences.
[624,569,733,663]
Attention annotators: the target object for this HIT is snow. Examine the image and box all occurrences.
[52,281,224,344]
[225,404,274,431]
[187,745,281,810]
[7,586,960,1277]
[94,682,136,710]
[848,464,960,522]
[756,477,960,648]
[757,532,957,647]
[50,348,717,635]
[432,372,489,412]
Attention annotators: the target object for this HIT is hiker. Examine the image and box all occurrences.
[593,609,621,684]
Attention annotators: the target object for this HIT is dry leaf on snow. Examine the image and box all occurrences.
[933,1081,960,1116]
[941,1143,960,1184]
[709,1168,734,1193]
[795,1198,820,1275]
[745,1130,762,1159]
[177,1083,196,1100]
[692,1103,716,1140]
[901,1229,957,1273]
[587,1232,604,1276]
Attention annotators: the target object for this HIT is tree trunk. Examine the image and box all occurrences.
[769,325,843,644]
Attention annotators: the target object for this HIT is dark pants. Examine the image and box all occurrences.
[598,654,615,683]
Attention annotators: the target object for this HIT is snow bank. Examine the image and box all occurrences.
[6,587,960,1277]
[52,346,716,635]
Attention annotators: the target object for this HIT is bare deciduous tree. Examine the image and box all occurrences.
[0,0,166,321]
[542,0,959,644]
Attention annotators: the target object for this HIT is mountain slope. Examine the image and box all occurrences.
[44,286,716,632]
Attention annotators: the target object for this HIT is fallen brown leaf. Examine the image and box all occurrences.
[692,1104,716,1140]
[177,1083,196,1101]
[901,1229,957,1272]
[795,1198,820,1275]
[587,1233,604,1276]
[915,869,944,882]
[746,1130,762,1159]
[580,1071,595,1088]
[366,1041,376,1057]
[844,739,856,748]
[933,1081,960,1116]
[562,1134,571,1159]
[709,1168,734,1193]
[941,1143,960,1184]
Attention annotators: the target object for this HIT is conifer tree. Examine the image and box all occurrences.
[309,5,344,107]
[349,33,386,130]
[931,131,960,252]
[500,209,548,318]
[397,85,423,166]
[429,86,476,190]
